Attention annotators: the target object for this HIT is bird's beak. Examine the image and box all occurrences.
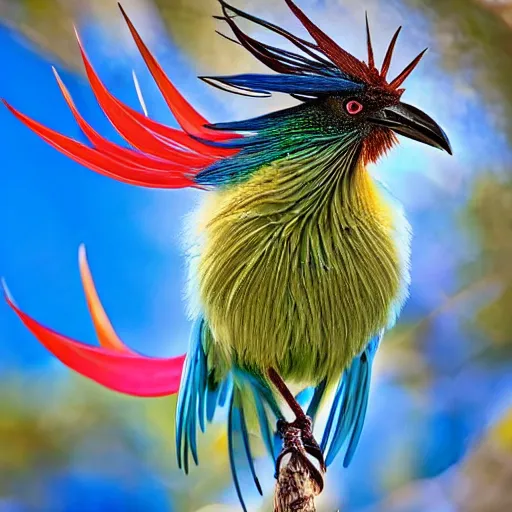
[370,102,452,155]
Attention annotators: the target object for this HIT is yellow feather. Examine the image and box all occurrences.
[188,148,405,387]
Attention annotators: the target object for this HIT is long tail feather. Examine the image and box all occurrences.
[52,68,211,169]
[3,100,196,189]
[3,249,186,397]
[118,4,238,142]
[78,244,132,353]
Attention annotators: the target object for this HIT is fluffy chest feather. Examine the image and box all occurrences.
[187,154,410,385]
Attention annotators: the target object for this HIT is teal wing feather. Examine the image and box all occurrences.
[176,317,282,512]
[176,317,212,472]
[227,385,262,512]
[320,332,382,467]
[227,370,285,511]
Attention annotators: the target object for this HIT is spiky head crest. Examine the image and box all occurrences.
[204,0,427,100]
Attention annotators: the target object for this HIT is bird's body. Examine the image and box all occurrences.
[4,1,451,510]
[191,149,408,387]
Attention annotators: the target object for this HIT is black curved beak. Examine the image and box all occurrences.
[370,102,452,155]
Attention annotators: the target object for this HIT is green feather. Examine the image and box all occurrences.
[190,138,404,387]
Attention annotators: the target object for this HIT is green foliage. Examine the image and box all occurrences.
[405,0,512,142]
[462,176,512,358]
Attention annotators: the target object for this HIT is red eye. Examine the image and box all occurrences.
[346,100,363,115]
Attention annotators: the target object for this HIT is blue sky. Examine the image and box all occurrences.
[0,21,196,369]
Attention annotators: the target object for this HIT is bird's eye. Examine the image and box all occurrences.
[345,100,364,115]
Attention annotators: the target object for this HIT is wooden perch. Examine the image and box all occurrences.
[268,369,326,512]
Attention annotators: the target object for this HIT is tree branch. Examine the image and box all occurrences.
[268,368,326,512]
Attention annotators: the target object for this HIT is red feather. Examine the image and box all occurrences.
[3,100,197,189]
[3,16,242,190]
[118,4,240,142]
[3,249,185,398]
[73,33,236,162]
[52,69,213,169]
[284,0,371,82]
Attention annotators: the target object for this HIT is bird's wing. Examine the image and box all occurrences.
[176,316,281,512]
[176,317,231,473]
[319,332,383,467]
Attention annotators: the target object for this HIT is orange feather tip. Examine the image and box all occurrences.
[78,244,132,353]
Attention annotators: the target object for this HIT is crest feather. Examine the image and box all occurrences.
[210,1,426,100]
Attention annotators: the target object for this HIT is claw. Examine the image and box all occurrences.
[3,248,186,397]
[295,416,327,473]
[275,420,325,493]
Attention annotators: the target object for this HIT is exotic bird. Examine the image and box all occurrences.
[3,0,451,509]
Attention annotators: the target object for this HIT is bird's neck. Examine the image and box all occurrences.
[247,139,385,227]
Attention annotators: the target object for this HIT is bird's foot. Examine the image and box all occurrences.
[267,368,326,492]
[293,414,327,473]
[275,416,325,492]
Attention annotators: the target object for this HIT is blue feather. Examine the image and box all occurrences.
[197,346,207,433]
[344,364,372,467]
[218,373,232,407]
[187,376,199,467]
[177,317,231,471]
[295,387,315,409]
[252,388,276,463]
[239,400,263,496]
[177,325,279,507]
[227,390,248,512]
[201,73,363,97]
[206,384,221,423]
[176,325,197,469]
[306,379,328,420]
[320,375,345,453]
[322,333,383,467]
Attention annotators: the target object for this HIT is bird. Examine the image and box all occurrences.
[2,0,452,509]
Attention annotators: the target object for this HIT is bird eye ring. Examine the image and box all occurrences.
[346,100,364,115]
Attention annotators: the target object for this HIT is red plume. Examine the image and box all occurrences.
[3,247,186,398]
[3,9,242,190]
[284,0,371,82]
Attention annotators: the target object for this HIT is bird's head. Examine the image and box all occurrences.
[201,0,452,169]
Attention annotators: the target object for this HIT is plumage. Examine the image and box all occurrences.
[3,1,452,510]
[193,143,405,384]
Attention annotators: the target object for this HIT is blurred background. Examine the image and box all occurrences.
[1,0,512,510]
